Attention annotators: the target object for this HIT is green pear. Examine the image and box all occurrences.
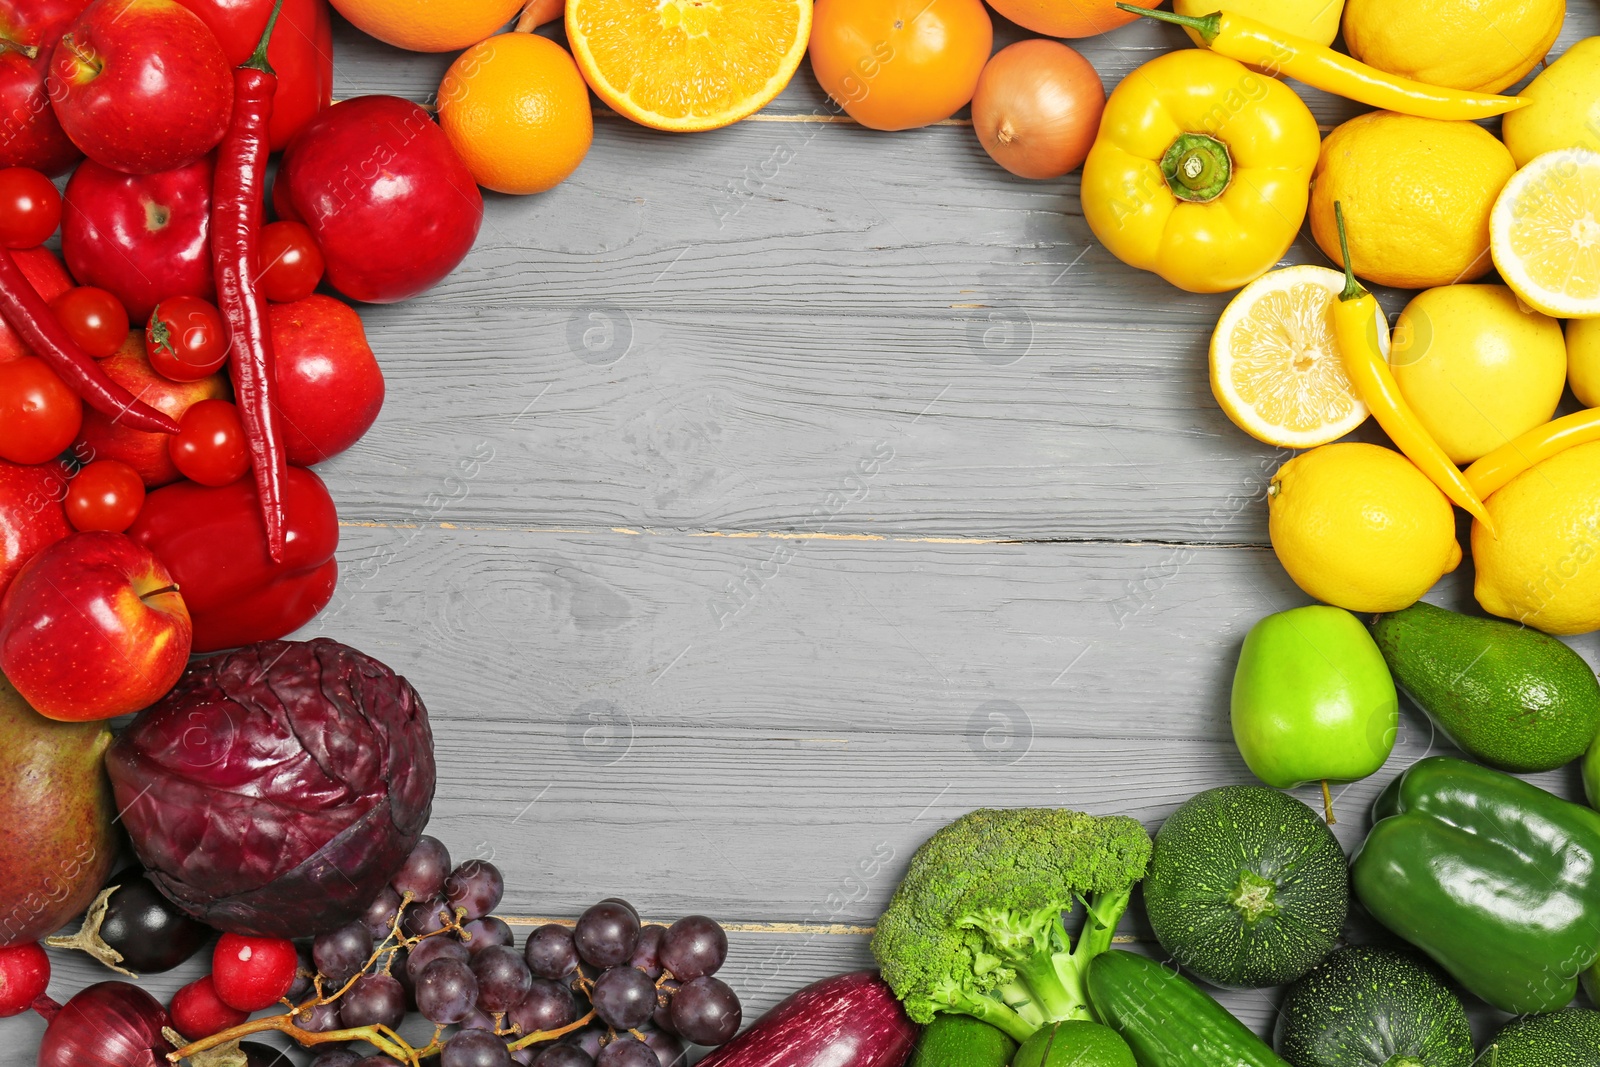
[0,672,117,946]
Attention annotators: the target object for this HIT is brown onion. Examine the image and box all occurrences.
[37,982,173,1067]
[972,40,1106,180]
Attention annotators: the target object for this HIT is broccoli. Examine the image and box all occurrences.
[869,807,1152,1043]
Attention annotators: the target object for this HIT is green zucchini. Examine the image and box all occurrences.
[1274,947,1473,1067]
[1086,949,1290,1067]
[1482,1010,1600,1067]
[1142,785,1348,987]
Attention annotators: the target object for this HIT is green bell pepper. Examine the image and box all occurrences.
[1352,756,1600,1014]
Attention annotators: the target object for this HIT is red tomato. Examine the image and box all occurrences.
[0,356,81,464]
[49,286,129,358]
[169,399,249,486]
[258,221,324,304]
[146,296,228,382]
[0,168,61,248]
[65,459,145,532]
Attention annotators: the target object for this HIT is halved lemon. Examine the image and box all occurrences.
[1491,147,1600,318]
[566,0,812,132]
[1210,265,1381,449]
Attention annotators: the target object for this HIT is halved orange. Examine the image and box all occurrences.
[566,0,812,132]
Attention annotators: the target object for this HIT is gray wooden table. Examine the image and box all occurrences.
[9,7,1600,1063]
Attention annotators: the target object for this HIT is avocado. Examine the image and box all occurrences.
[1012,1021,1134,1067]
[1483,1010,1600,1066]
[1372,602,1600,772]
[909,1014,1016,1067]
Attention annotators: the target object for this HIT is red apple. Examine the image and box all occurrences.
[274,95,483,304]
[0,458,70,599]
[47,0,232,175]
[0,0,91,175]
[0,530,191,721]
[73,330,228,486]
[0,248,72,363]
[62,155,214,321]
[269,295,385,465]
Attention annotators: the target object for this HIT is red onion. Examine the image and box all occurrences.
[37,982,174,1067]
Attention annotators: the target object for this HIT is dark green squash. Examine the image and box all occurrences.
[1482,1010,1600,1067]
[1142,785,1347,987]
[1275,947,1473,1067]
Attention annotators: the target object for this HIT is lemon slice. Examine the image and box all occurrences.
[1491,147,1600,318]
[566,0,812,133]
[1210,265,1379,449]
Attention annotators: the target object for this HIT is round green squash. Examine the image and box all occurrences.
[1483,1010,1600,1067]
[1012,1021,1135,1067]
[909,1014,1016,1067]
[1275,947,1473,1067]
[1143,785,1348,987]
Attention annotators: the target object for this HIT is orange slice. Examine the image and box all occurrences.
[566,0,812,132]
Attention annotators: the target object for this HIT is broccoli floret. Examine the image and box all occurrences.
[870,807,1152,1043]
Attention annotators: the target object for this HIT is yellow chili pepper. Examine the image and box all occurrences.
[1330,203,1495,530]
[1465,408,1600,499]
[1120,6,1527,121]
[1081,49,1320,293]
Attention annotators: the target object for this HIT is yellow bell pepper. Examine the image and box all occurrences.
[1082,50,1321,294]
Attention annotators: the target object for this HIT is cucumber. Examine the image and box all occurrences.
[909,1014,1015,1067]
[1086,950,1290,1067]
[1274,947,1473,1067]
[1142,786,1347,987]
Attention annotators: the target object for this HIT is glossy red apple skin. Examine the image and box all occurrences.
[269,295,385,465]
[0,459,70,600]
[0,248,73,363]
[274,95,484,304]
[0,530,191,721]
[73,331,228,486]
[47,0,233,175]
[63,155,214,322]
[0,0,91,174]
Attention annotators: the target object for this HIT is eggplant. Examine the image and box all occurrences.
[697,971,918,1067]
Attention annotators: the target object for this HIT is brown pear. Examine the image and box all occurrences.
[0,671,116,945]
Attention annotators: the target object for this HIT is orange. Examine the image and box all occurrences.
[327,0,523,52]
[565,0,812,132]
[438,34,594,196]
[984,0,1158,37]
[809,0,992,131]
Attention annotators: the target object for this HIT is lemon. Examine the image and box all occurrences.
[1490,147,1600,318]
[1310,112,1515,291]
[1473,440,1600,635]
[1269,443,1462,613]
[1174,0,1340,48]
[1567,317,1600,407]
[1503,38,1600,168]
[1389,285,1566,465]
[1341,0,1562,94]
[1210,266,1376,448]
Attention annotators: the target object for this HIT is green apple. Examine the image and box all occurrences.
[1231,605,1398,789]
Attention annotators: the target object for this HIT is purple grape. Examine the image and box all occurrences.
[392,835,453,900]
[299,1001,342,1033]
[574,902,640,968]
[600,898,639,921]
[408,934,471,980]
[341,974,407,1030]
[533,1048,593,1067]
[630,926,666,978]
[596,1037,657,1067]
[286,942,317,1001]
[364,886,405,941]
[309,1052,362,1067]
[445,860,505,922]
[442,1028,513,1067]
[405,896,454,937]
[659,916,726,980]
[511,1050,535,1067]
[459,1004,499,1031]
[354,1059,403,1067]
[668,977,740,1045]
[241,1044,294,1067]
[591,966,656,1030]
[314,921,375,984]
[651,979,679,1033]
[640,1029,687,1067]
[526,924,580,979]
[464,916,516,955]
[568,1030,604,1058]
[417,957,480,1025]
[472,943,534,1013]
[507,978,578,1035]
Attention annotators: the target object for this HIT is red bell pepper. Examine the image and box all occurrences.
[127,466,338,652]
[171,0,333,151]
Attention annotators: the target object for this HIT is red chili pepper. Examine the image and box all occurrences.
[0,249,178,434]
[213,0,288,560]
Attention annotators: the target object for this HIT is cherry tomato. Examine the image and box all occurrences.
[146,296,229,382]
[65,459,146,533]
[258,221,324,304]
[169,399,249,487]
[0,169,62,249]
[50,286,130,359]
[0,356,82,464]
